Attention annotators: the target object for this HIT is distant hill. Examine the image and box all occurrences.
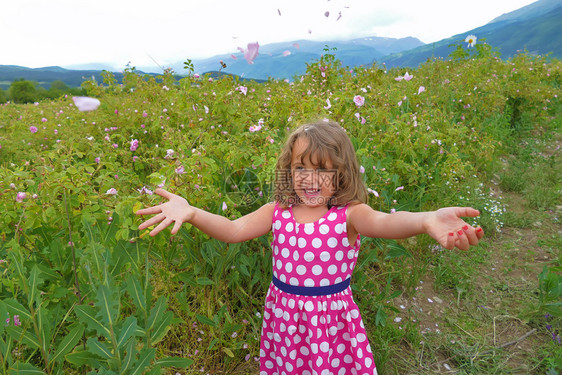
[1,0,560,86]
[380,0,562,67]
[174,36,424,81]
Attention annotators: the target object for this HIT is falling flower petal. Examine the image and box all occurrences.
[418,86,426,95]
[324,98,331,109]
[282,50,291,57]
[72,96,101,112]
[324,11,330,17]
[239,86,248,95]
[403,72,413,81]
[395,186,404,191]
[240,42,259,64]
[337,11,342,21]
[293,43,300,49]
[106,188,118,195]
[359,165,365,174]
[277,8,281,16]
[222,202,227,211]
[394,76,404,81]
[230,54,237,60]
[367,188,379,197]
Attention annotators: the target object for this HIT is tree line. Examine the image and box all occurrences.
[0,79,86,104]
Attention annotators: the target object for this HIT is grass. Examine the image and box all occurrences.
[372,121,561,374]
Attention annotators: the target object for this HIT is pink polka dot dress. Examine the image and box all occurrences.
[259,204,378,375]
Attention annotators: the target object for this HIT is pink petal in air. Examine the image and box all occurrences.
[243,42,259,64]
[282,50,291,57]
[72,96,101,112]
[231,54,237,60]
[324,11,330,17]
[293,43,300,49]
[278,9,281,16]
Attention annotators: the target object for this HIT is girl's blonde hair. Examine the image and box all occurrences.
[274,120,368,208]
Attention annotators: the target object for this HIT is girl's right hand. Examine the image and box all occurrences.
[136,188,194,236]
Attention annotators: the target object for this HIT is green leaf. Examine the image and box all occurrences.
[384,241,412,259]
[130,348,156,375]
[9,362,45,374]
[0,301,7,335]
[196,314,217,327]
[147,297,167,332]
[27,265,43,307]
[5,326,40,350]
[4,298,32,321]
[223,347,234,358]
[117,316,137,349]
[126,276,146,313]
[155,356,194,368]
[75,305,111,336]
[65,348,100,367]
[196,277,215,286]
[86,337,113,360]
[50,325,84,365]
[95,284,119,327]
[375,307,387,327]
[120,339,136,374]
[150,311,173,345]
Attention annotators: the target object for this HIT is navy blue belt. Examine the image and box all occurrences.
[272,275,351,296]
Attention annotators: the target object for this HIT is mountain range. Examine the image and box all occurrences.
[0,0,560,88]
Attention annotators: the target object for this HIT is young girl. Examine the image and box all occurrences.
[136,120,484,375]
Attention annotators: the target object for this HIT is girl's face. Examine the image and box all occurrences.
[290,137,336,207]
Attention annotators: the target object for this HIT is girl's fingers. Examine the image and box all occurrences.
[136,206,162,216]
[171,220,183,235]
[151,217,173,236]
[455,230,470,251]
[462,225,479,246]
[444,232,455,250]
[476,227,484,240]
[138,213,165,230]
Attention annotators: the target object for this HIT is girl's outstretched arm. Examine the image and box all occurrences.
[136,188,274,243]
[347,204,484,251]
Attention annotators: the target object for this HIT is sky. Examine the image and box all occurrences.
[1,0,538,70]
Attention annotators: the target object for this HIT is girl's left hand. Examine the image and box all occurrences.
[424,207,484,250]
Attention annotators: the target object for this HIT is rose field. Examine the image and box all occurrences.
[0,44,561,374]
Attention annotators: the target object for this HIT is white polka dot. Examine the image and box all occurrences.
[357,348,363,358]
[334,223,344,234]
[328,212,337,221]
[312,238,322,248]
[276,356,283,366]
[319,224,330,234]
[365,357,373,368]
[265,360,274,369]
[285,222,294,232]
[327,237,338,248]
[311,343,319,354]
[289,236,297,246]
[320,278,330,286]
[285,262,293,273]
[347,249,355,259]
[274,220,282,230]
[304,223,315,234]
[297,358,304,368]
[357,333,367,342]
[304,301,314,311]
[331,358,340,367]
[294,334,302,344]
[298,238,307,248]
[320,341,329,352]
[281,248,290,258]
[337,344,346,354]
[296,265,307,275]
[278,233,285,244]
[335,251,344,260]
[328,264,338,275]
[289,349,297,359]
[344,354,353,363]
[304,278,315,287]
[293,251,299,261]
[312,265,323,275]
[280,345,287,356]
[274,245,279,255]
[280,323,287,332]
[338,369,346,375]
[300,346,310,356]
[304,251,315,262]
[329,326,338,335]
[282,210,291,219]
[283,311,291,321]
[289,277,299,286]
[319,251,330,262]
[316,356,323,367]
[276,259,282,269]
[341,262,348,273]
[286,363,294,372]
[275,308,284,318]
[342,237,350,247]
[288,325,297,335]
[351,309,359,319]
[280,273,287,283]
